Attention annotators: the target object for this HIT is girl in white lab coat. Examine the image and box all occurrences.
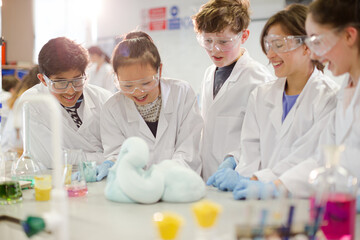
[276,0,360,209]
[87,46,117,93]
[207,4,339,194]
[99,31,203,180]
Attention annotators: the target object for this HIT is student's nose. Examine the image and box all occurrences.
[266,47,276,58]
[65,83,76,94]
[309,51,321,61]
[132,88,145,96]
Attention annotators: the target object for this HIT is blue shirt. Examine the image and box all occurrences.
[282,92,299,122]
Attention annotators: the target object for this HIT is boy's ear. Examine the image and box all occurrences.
[37,73,48,87]
[241,29,250,44]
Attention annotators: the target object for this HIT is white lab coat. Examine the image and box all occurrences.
[200,48,274,180]
[279,75,360,197]
[20,83,112,169]
[233,68,339,182]
[86,62,117,93]
[100,78,203,173]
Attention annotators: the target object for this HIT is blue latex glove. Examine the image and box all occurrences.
[96,160,115,181]
[218,156,237,170]
[233,179,279,200]
[207,168,249,191]
[357,195,360,213]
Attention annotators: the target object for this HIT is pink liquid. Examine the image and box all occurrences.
[66,186,88,197]
[311,193,356,240]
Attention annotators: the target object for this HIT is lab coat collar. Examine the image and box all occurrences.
[78,87,97,131]
[211,48,251,102]
[279,68,320,138]
[123,79,174,141]
[156,79,173,143]
[336,74,360,143]
[265,68,320,137]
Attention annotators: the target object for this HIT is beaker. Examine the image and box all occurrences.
[82,160,97,182]
[0,181,23,205]
[34,175,52,201]
[153,212,184,240]
[11,102,42,186]
[309,145,358,240]
[63,149,88,197]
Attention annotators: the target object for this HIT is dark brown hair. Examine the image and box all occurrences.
[38,37,89,76]
[260,4,324,71]
[192,0,250,34]
[88,46,110,63]
[309,0,360,49]
[111,31,161,74]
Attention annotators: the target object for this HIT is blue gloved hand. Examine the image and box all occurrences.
[96,160,115,181]
[233,179,279,200]
[357,194,360,213]
[218,156,237,170]
[207,168,249,191]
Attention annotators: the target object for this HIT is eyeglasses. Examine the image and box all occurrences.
[263,34,307,54]
[43,74,86,93]
[118,72,160,94]
[304,31,340,57]
[196,32,243,52]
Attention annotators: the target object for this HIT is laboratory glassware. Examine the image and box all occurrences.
[63,149,88,197]
[309,145,358,240]
[11,102,42,185]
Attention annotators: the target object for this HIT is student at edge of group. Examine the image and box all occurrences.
[273,0,360,213]
[97,31,203,180]
[207,4,339,194]
[19,37,112,179]
[192,0,274,181]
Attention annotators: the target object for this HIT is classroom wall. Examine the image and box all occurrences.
[97,0,285,93]
[2,0,34,65]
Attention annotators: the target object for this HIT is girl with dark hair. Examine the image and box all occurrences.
[97,31,203,180]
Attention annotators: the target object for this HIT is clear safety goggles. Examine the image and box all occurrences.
[263,34,307,54]
[196,32,243,52]
[118,72,160,94]
[43,74,86,93]
[304,31,340,57]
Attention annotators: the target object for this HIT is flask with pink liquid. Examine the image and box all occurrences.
[309,145,358,240]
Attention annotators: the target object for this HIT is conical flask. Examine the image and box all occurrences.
[308,145,358,240]
[11,102,42,185]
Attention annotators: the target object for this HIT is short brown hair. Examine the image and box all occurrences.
[192,0,250,34]
[111,31,161,74]
[260,4,324,71]
[38,37,89,76]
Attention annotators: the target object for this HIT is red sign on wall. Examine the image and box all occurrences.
[148,7,167,31]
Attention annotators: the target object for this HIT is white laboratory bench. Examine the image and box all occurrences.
[0,181,359,240]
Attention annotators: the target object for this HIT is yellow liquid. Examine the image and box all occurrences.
[35,187,51,201]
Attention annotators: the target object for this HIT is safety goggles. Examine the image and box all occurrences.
[118,72,160,94]
[43,74,86,93]
[196,32,243,52]
[304,31,340,57]
[263,34,307,54]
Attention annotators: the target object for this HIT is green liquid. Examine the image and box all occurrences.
[0,181,23,205]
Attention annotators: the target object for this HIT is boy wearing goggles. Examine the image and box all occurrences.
[20,37,112,172]
[192,0,273,181]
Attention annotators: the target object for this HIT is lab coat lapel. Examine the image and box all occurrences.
[124,96,155,142]
[78,91,95,132]
[212,50,249,105]
[265,78,285,134]
[337,77,359,143]
[155,81,172,144]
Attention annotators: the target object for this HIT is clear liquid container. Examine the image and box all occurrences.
[309,145,358,240]
[11,102,42,186]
